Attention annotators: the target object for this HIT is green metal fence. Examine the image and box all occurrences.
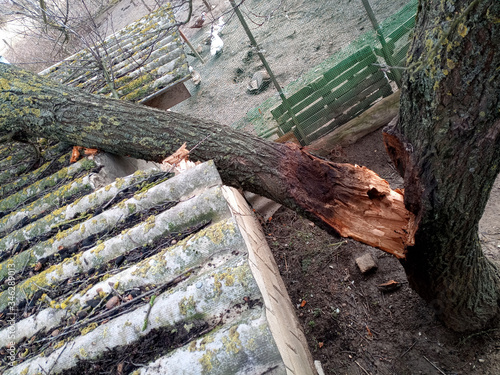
[270,11,416,146]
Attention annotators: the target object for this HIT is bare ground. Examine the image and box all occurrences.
[2,0,500,373]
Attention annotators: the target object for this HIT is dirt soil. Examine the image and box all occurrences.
[263,131,500,375]
[3,0,500,374]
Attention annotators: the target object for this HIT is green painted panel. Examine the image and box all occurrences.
[284,67,383,130]
[271,46,375,121]
[273,51,378,126]
[299,73,390,137]
[322,45,374,81]
[305,85,392,143]
[385,15,416,43]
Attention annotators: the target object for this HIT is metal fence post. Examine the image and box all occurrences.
[361,0,402,88]
[229,0,306,145]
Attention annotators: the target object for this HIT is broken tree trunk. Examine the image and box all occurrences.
[0,63,413,257]
[384,0,500,331]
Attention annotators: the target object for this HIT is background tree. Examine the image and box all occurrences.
[0,0,193,95]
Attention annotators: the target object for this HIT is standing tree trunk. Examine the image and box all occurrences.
[0,63,413,258]
[384,0,500,331]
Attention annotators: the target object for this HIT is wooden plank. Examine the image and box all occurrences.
[271,46,375,123]
[274,132,301,144]
[275,55,374,125]
[290,63,379,127]
[221,186,316,375]
[385,15,416,43]
[304,75,391,138]
[322,45,373,81]
[304,91,401,155]
[142,82,191,110]
[374,15,415,61]
[394,41,412,65]
[271,77,325,120]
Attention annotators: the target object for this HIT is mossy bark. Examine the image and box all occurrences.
[384,0,500,331]
[0,63,413,256]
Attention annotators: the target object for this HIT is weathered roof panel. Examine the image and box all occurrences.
[0,142,315,374]
[40,5,190,103]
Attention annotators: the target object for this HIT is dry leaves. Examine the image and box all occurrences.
[70,146,99,163]
[160,143,199,174]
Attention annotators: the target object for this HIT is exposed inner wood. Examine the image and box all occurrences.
[282,144,414,258]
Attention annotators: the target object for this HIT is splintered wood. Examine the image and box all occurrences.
[317,164,414,258]
[283,144,415,258]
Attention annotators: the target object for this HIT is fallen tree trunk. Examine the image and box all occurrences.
[0,63,414,257]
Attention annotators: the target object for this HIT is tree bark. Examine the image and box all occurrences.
[0,63,413,257]
[384,0,500,331]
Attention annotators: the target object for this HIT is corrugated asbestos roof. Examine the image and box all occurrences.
[0,140,315,374]
[39,4,191,103]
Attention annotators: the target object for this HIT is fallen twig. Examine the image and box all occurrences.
[400,340,417,357]
[423,356,446,375]
[142,294,156,331]
[354,360,370,375]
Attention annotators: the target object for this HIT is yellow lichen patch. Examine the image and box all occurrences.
[222,326,242,354]
[213,270,235,294]
[80,322,99,336]
[53,340,66,350]
[204,221,235,245]
[101,326,109,338]
[115,177,126,189]
[179,295,196,316]
[0,78,11,90]
[457,23,468,38]
[446,59,456,70]
[143,215,156,233]
[246,337,257,351]
[21,264,58,295]
[198,335,215,351]
[199,349,219,373]
[116,200,127,210]
[78,347,88,358]
[91,242,106,254]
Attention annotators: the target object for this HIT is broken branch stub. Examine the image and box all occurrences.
[282,144,415,258]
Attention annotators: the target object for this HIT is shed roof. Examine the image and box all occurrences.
[0,141,315,374]
[39,4,191,103]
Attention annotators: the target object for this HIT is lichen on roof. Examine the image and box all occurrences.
[0,140,314,373]
[39,4,190,103]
